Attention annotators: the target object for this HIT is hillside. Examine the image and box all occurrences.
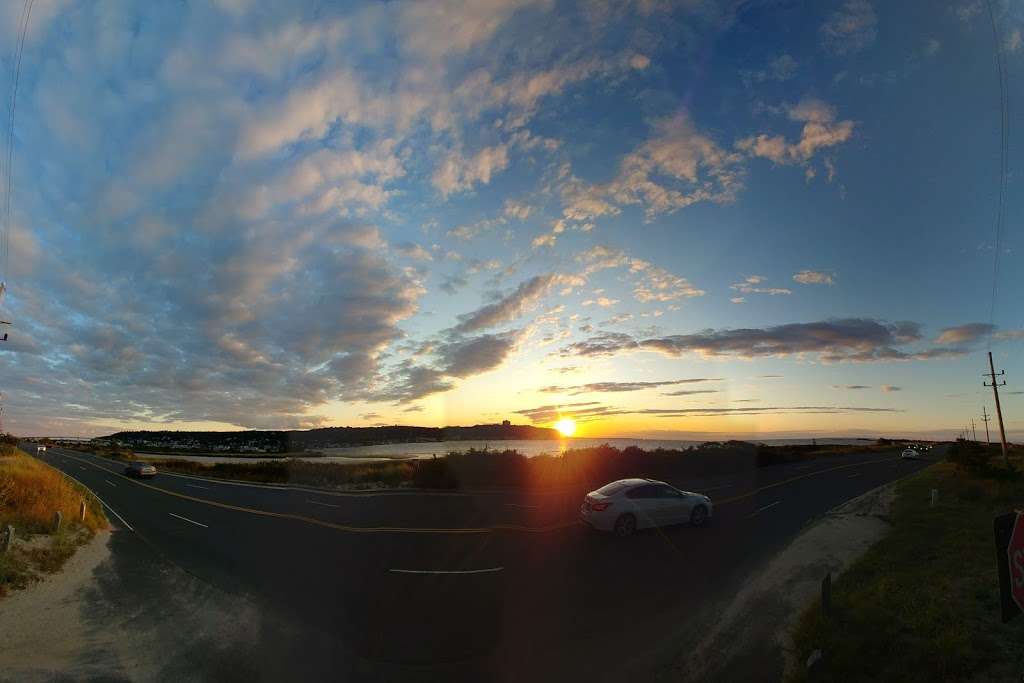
[100,423,561,453]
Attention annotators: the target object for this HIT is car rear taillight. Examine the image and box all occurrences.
[590,501,612,512]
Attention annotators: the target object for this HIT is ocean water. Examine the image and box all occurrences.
[315,436,876,462]
[135,436,878,465]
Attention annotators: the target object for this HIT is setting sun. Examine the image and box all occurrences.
[554,418,577,437]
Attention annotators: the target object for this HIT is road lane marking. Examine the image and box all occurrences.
[714,457,901,506]
[40,467,134,532]
[848,473,861,478]
[51,450,906,536]
[306,499,341,508]
[186,483,209,490]
[104,479,116,487]
[169,512,209,528]
[746,500,782,518]
[505,503,539,509]
[702,484,733,493]
[388,567,504,575]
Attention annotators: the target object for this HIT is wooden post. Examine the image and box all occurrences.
[79,500,87,522]
[53,510,63,533]
[3,524,13,552]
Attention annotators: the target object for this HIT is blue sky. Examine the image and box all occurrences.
[0,0,1022,439]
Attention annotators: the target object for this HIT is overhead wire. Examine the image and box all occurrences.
[2,0,34,299]
[984,0,1009,349]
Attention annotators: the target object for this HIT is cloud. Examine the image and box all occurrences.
[730,275,791,296]
[934,323,994,345]
[560,318,972,363]
[453,273,582,334]
[395,242,434,261]
[738,98,854,167]
[1006,29,1022,53]
[583,297,619,308]
[832,384,871,389]
[660,389,720,396]
[793,270,836,285]
[820,0,877,55]
[514,401,902,424]
[740,54,799,86]
[881,384,901,392]
[539,378,722,395]
[432,144,510,198]
[436,333,516,378]
[730,297,746,304]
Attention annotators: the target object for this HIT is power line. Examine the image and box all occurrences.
[1,0,34,305]
[984,0,1010,348]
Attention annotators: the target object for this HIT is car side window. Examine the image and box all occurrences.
[625,484,655,499]
[654,485,681,498]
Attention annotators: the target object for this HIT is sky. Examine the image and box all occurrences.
[0,0,1023,440]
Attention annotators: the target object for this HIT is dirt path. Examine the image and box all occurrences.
[0,529,271,682]
[670,482,897,682]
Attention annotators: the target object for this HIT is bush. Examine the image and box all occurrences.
[412,457,459,489]
[947,442,1020,481]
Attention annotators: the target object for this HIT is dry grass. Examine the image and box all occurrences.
[788,449,1024,681]
[0,445,108,597]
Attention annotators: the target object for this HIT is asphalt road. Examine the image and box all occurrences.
[25,444,940,682]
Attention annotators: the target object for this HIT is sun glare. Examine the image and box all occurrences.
[555,418,577,437]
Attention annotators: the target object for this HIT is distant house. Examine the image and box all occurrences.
[502,419,511,426]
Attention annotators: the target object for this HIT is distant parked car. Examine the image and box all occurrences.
[124,461,157,478]
[36,445,46,453]
[580,478,713,537]
[901,448,920,460]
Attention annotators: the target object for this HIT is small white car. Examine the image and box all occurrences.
[901,448,920,459]
[580,478,713,537]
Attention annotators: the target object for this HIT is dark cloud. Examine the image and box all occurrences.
[539,378,722,395]
[661,389,720,396]
[453,274,563,334]
[437,334,516,378]
[832,384,871,390]
[515,401,902,424]
[560,318,968,363]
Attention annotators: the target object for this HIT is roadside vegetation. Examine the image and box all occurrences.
[788,441,1024,681]
[85,440,906,491]
[0,441,108,597]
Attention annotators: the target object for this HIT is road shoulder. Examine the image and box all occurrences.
[670,480,897,682]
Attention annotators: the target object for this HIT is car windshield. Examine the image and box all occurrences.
[0,2,1021,682]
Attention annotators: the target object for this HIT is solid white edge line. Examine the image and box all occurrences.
[47,466,134,532]
[388,567,504,575]
[168,512,209,528]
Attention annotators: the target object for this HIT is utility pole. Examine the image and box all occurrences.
[982,405,992,445]
[984,351,1010,467]
[971,419,977,442]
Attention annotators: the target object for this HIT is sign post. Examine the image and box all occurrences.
[994,511,1024,622]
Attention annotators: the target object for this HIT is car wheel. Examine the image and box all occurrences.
[690,505,708,527]
[613,513,637,537]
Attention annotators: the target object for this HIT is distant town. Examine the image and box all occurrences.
[93,422,562,454]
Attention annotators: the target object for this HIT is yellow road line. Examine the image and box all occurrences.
[53,450,907,536]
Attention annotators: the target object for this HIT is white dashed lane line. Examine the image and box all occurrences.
[388,567,505,575]
[104,479,116,487]
[185,484,209,490]
[306,499,341,508]
[168,512,209,528]
[746,500,782,518]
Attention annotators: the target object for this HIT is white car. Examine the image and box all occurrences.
[580,478,713,537]
[901,448,920,459]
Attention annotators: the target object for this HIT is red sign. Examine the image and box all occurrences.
[1009,512,1024,612]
